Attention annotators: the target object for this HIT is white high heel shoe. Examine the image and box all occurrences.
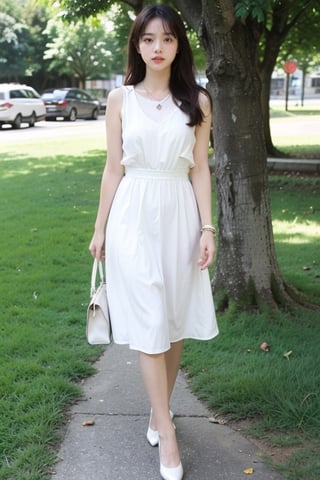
[160,461,183,480]
[159,441,183,480]
[146,409,174,447]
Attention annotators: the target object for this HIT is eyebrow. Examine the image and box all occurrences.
[141,32,175,37]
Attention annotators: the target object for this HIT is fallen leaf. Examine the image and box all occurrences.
[208,416,227,425]
[260,342,270,352]
[209,416,219,423]
[82,419,95,426]
[283,350,293,359]
[243,467,254,474]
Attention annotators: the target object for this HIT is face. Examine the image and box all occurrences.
[137,18,179,72]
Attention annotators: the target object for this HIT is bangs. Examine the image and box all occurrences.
[140,18,176,38]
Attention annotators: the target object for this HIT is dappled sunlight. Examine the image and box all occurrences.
[0,152,105,180]
[273,219,320,244]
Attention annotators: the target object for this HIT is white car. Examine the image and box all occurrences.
[0,83,46,129]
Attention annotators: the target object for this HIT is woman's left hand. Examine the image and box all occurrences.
[197,231,216,270]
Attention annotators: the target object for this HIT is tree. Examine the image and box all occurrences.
[56,0,319,310]
[256,2,320,155]
[19,0,52,90]
[177,0,318,309]
[0,0,52,89]
[44,4,133,87]
[57,0,143,19]
[44,18,111,87]
[0,12,29,81]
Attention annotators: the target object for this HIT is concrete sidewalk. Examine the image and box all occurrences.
[51,344,283,480]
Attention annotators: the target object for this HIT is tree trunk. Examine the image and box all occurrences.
[301,68,306,107]
[200,0,297,310]
[258,16,288,158]
[259,57,286,158]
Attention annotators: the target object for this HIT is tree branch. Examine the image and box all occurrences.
[172,0,202,30]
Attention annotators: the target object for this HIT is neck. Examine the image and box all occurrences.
[143,70,170,93]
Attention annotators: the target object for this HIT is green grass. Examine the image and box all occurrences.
[270,176,320,303]
[270,107,320,118]
[0,127,319,479]
[270,107,320,157]
[278,145,320,157]
[0,144,105,479]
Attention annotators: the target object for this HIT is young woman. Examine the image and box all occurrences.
[89,5,219,479]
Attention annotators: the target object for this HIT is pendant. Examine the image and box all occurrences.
[156,104,162,110]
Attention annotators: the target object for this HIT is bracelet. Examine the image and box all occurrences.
[201,224,216,235]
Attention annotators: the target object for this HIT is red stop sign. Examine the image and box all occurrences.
[284,60,297,74]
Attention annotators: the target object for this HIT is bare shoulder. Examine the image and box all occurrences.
[198,90,211,117]
[107,87,123,107]
[106,87,123,121]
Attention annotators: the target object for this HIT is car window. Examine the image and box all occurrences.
[42,90,66,100]
[10,89,28,99]
[0,92,4,100]
[81,92,91,100]
[24,89,40,99]
[66,90,77,100]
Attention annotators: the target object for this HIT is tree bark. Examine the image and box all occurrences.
[198,0,297,310]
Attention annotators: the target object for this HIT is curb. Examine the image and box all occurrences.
[209,157,320,173]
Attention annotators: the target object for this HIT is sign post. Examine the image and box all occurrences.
[284,60,298,111]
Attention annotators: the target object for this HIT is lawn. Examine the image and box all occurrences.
[270,107,320,158]
[0,116,319,479]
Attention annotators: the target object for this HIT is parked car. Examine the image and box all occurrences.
[85,88,109,113]
[42,88,100,121]
[0,83,46,129]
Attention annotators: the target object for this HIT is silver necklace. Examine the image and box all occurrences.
[143,83,171,110]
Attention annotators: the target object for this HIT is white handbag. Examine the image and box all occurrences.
[86,259,112,345]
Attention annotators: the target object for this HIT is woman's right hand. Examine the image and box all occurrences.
[89,231,105,260]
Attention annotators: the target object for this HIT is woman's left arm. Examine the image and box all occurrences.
[190,92,216,270]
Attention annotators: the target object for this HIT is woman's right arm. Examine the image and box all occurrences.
[89,88,124,260]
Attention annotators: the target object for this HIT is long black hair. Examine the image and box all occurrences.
[124,5,211,127]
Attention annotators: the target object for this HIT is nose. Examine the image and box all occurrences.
[154,39,162,52]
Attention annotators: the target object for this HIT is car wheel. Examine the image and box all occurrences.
[68,109,77,121]
[12,114,22,129]
[91,108,98,120]
[29,112,36,127]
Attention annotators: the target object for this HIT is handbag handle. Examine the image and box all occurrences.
[90,259,105,297]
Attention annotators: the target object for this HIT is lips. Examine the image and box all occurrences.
[152,57,164,62]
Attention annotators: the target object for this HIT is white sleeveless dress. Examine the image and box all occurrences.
[106,85,218,354]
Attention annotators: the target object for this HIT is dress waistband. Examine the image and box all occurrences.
[125,167,189,180]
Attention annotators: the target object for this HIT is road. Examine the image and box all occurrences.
[0,116,106,145]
